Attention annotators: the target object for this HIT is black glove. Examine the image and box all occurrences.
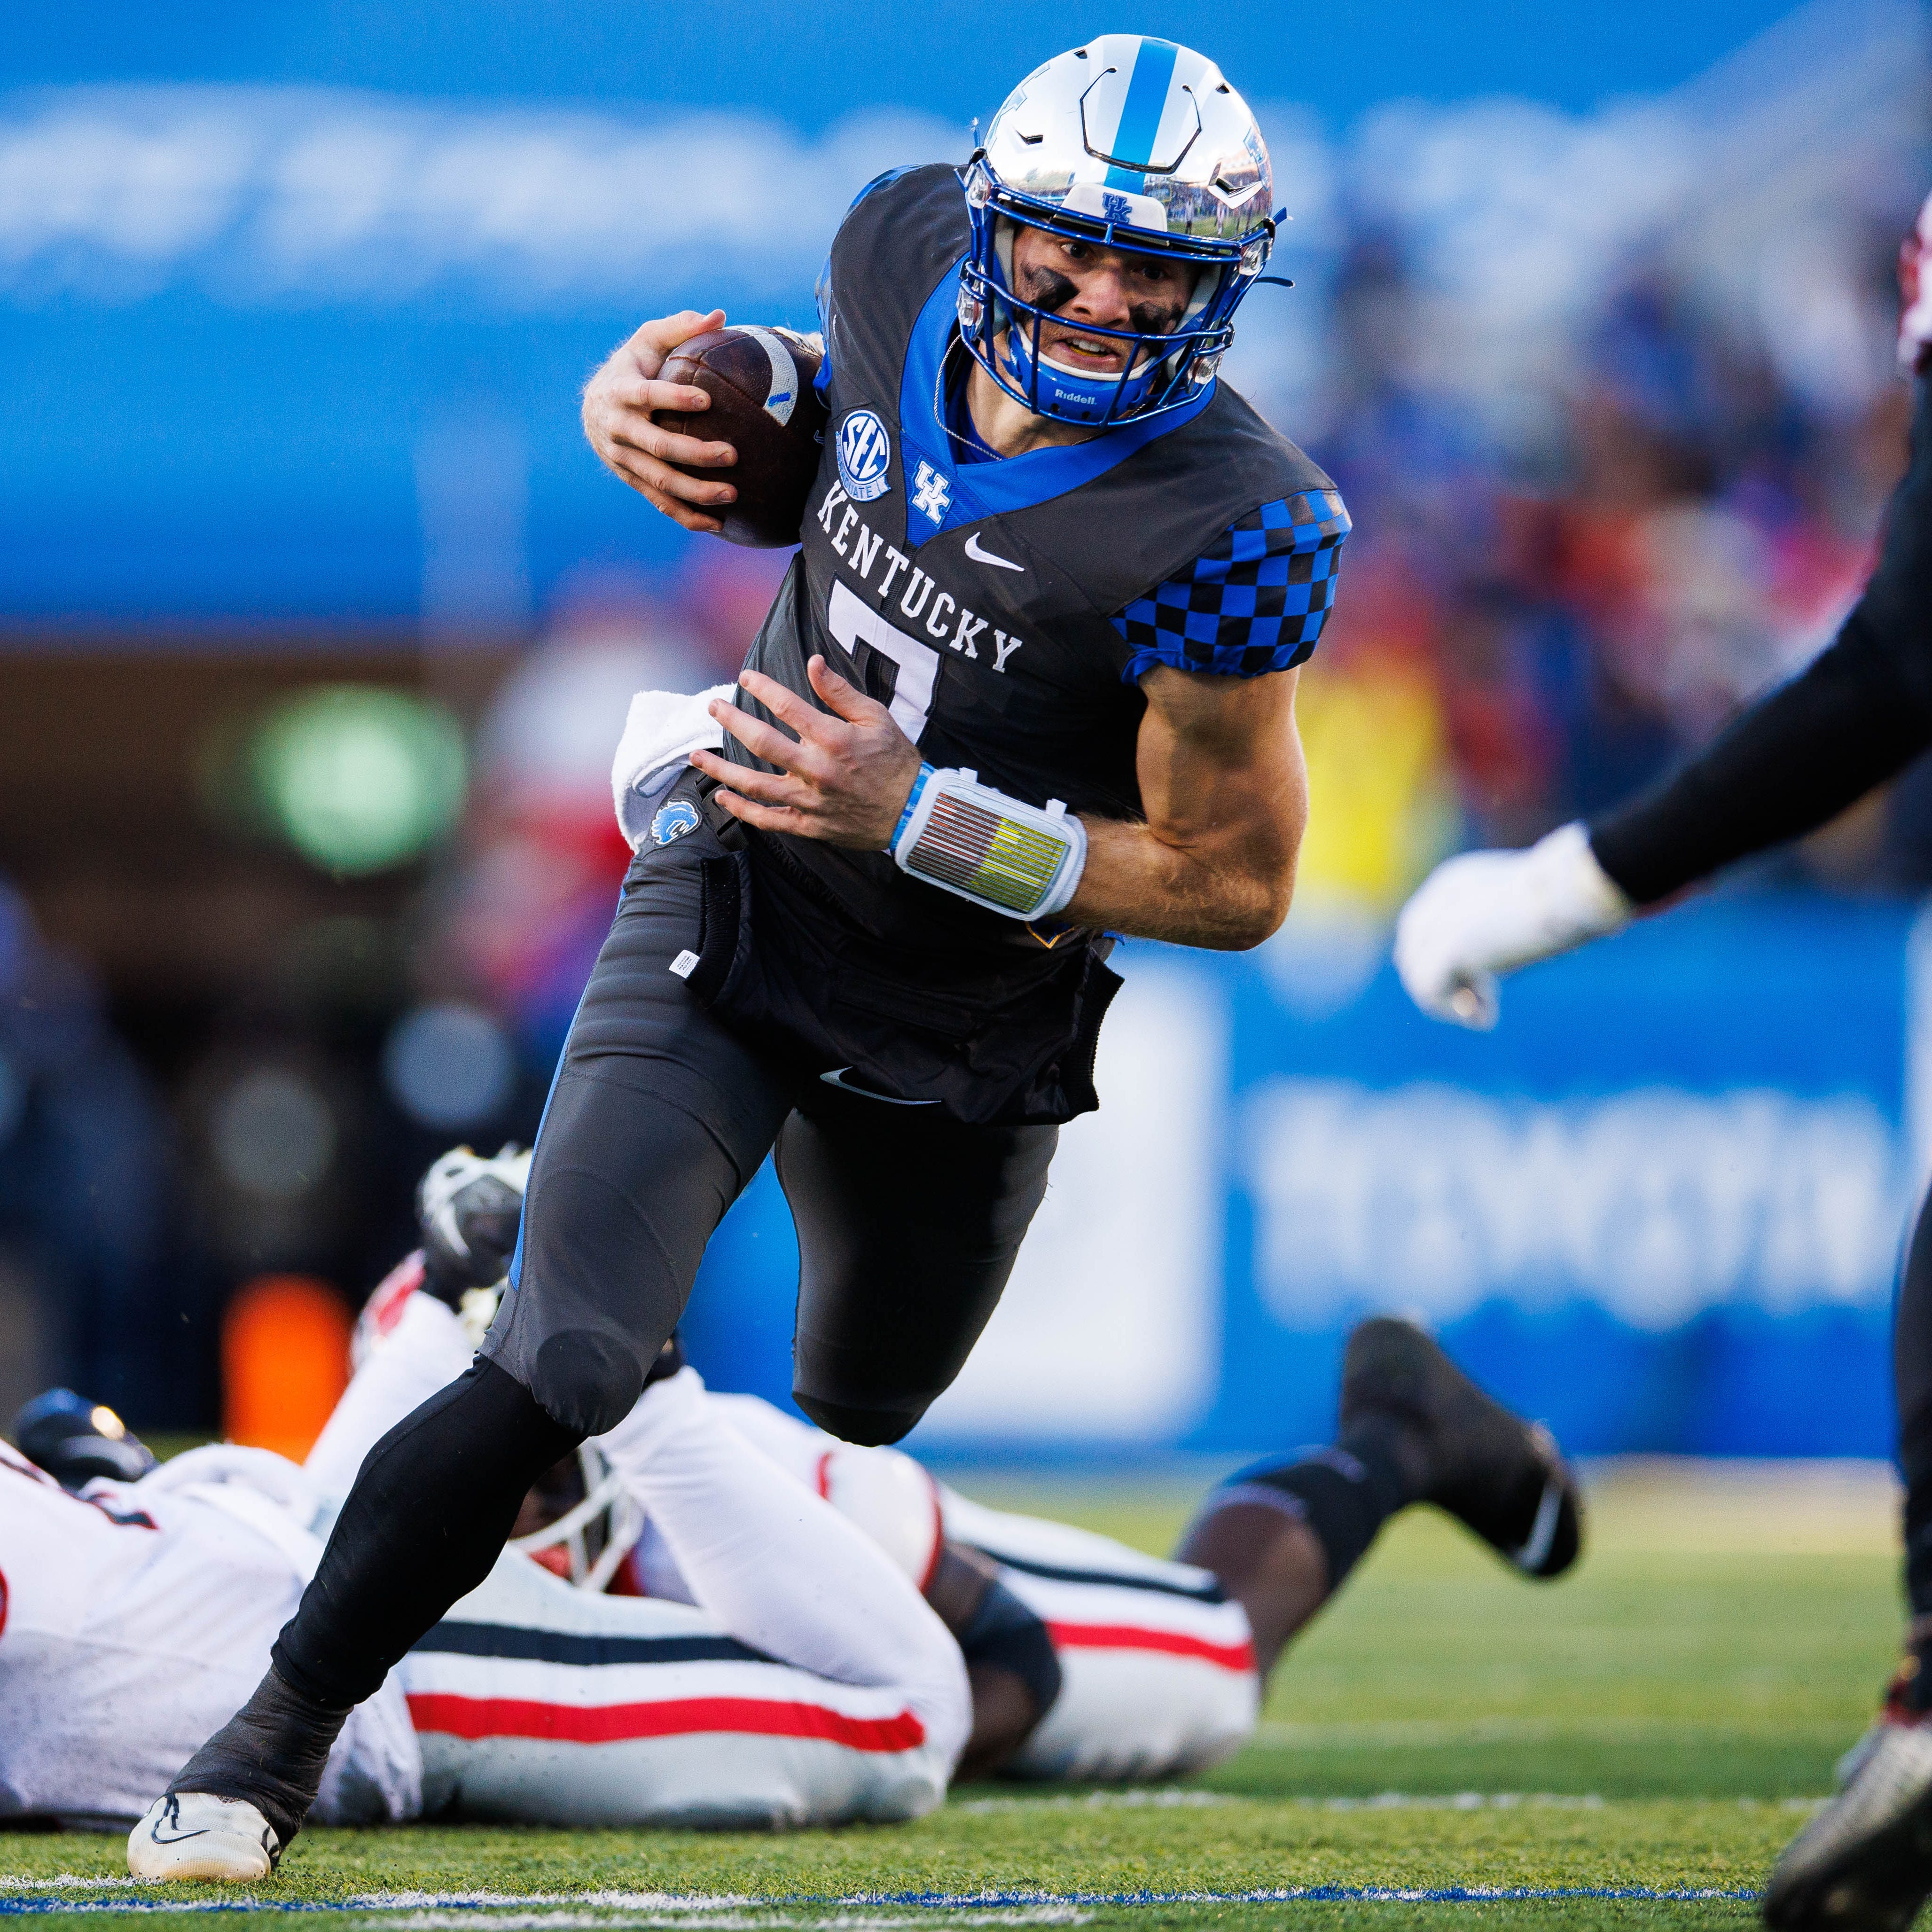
[417,1143,530,1307]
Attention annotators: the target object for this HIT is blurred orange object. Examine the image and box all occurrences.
[222,1275,352,1461]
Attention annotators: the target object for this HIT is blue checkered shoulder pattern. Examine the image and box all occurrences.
[1113,490,1351,681]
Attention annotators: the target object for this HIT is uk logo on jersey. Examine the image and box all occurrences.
[911,461,952,523]
[836,409,892,502]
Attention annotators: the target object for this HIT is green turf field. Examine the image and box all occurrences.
[0,1460,1902,1931]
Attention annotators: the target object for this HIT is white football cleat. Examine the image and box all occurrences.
[127,1791,280,1882]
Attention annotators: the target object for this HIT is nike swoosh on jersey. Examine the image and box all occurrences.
[963,532,1025,572]
[819,1067,941,1105]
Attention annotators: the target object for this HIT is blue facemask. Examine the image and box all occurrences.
[994,305,1171,426]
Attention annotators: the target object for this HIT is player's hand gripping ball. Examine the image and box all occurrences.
[657,327,829,548]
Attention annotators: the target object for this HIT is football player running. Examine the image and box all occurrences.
[1392,192,1932,1932]
[134,39,1369,1877]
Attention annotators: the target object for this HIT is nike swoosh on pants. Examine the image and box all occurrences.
[819,1067,940,1105]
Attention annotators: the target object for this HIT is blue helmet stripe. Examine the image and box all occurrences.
[1102,36,1180,188]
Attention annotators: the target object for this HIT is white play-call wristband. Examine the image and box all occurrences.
[889,765,1087,921]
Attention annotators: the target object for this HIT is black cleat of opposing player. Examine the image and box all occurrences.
[1339,1317,1582,1579]
[14,1388,158,1491]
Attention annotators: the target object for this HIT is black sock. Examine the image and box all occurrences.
[274,1357,579,1710]
[1222,1415,1420,1592]
[169,1665,350,1852]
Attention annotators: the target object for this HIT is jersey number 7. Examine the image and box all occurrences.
[827,580,938,744]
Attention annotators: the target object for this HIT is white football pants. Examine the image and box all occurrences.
[694,1392,1261,1783]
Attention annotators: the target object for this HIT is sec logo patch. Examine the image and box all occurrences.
[651,799,702,847]
[836,409,892,503]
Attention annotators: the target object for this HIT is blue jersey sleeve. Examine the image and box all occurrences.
[1113,489,1351,681]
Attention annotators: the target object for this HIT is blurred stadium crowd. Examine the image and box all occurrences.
[0,0,1925,1435]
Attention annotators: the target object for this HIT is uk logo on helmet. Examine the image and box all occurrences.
[651,799,701,847]
[836,409,892,502]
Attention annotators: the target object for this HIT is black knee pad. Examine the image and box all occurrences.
[958,1577,1063,1723]
[529,1329,647,1439]
[793,1386,925,1447]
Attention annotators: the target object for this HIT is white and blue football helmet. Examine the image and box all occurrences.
[959,36,1277,427]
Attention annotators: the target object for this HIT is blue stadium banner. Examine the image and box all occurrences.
[681,893,1919,1459]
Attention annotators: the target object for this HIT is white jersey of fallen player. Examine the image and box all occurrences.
[935,1488,1258,1782]
[694,1395,1261,1783]
[405,1539,949,1829]
[0,1441,417,1828]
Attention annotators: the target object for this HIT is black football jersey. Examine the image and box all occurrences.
[727,164,1340,962]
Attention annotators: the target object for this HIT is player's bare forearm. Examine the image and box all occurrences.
[695,658,1306,948]
[1065,665,1307,950]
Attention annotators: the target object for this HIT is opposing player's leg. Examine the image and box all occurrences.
[937,1484,1261,1782]
[777,1081,1056,1446]
[302,1263,477,1506]
[602,1366,966,1802]
[1183,1315,1580,1665]
[1763,1185,1932,1932]
[934,1317,1581,1782]
[136,853,799,1877]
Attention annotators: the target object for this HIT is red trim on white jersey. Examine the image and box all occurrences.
[365,1252,427,1339]
[0,1441,154,1529]
[0,1441,62,1490]
[407,1690,926,1752]
[1046,1620,1256,1674]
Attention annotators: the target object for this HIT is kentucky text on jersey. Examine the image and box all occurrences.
[817,477,1025,673]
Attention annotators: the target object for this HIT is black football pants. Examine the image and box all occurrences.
[274,840,1056,1708]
